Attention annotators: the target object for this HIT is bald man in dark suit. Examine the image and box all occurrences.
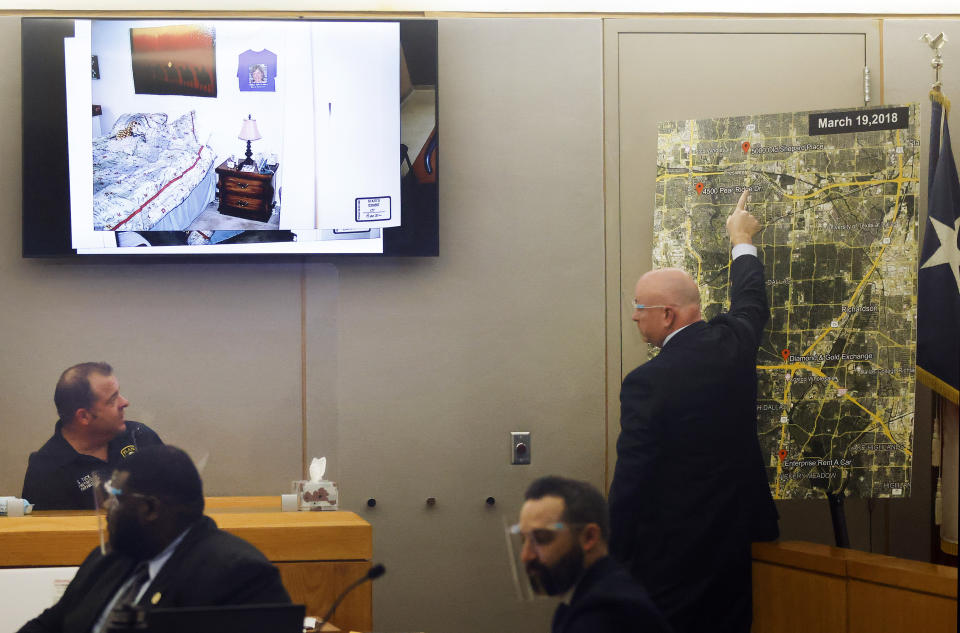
[609,191,779,633]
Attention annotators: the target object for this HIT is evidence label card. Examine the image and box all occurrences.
[356,196,392,222]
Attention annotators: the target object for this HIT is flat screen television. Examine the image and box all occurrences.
[22,17,438,257]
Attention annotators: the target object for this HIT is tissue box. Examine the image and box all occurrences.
[294,480,339,511]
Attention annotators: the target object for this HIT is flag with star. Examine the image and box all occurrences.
[918,90,960,404]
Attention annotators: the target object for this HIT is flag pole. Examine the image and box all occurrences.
[922,34,952,118]
[921,32,948,92]
[919,32,959,564]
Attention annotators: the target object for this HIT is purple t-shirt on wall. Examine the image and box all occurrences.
[238,49,277,92]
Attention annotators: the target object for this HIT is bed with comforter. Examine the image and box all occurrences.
[93,111,216,232]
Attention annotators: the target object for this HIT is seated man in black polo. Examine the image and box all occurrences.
[512,476,673,633]
[22,362,163,509]
[17,445,290,633]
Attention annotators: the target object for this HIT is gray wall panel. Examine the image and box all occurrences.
[325,18,604,632]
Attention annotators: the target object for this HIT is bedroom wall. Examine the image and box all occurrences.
[91,19,288,161]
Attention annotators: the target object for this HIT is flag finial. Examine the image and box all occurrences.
[921,32,949,91]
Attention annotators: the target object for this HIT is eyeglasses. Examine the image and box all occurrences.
[631,303,669,311]
[508,522,571,548]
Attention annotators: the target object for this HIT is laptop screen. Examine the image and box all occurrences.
[142,603,305,633]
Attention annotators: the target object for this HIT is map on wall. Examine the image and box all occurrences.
[654,104,920,499]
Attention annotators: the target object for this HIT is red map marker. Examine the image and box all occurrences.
[742,141,751,154]
[778,449,788,461]
[781,349,790,361]
[695,182,705,195]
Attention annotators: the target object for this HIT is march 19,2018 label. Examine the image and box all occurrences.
[809,106,909,135]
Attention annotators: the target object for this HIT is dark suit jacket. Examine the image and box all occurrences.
[17,516,290,633]
[551,556,673,633]
[608,254,779,633]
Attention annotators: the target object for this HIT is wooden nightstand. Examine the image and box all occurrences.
[215,160,277,222]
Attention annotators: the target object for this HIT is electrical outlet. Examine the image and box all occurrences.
[511,432,531,465]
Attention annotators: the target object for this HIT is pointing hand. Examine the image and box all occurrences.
[727,190,761,245]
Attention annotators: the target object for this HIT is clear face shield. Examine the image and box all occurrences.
[504,519,579,601]
[91,450,210,556]
[92,473,119,555]
[93,473,160,556]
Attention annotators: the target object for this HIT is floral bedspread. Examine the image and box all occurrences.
[93,112,215,231]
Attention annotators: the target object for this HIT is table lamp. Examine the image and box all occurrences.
[238,114,262,168]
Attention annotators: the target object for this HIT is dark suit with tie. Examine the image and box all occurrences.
[17,516,290,633]
[551,556,673,633]
[608,254,779,633]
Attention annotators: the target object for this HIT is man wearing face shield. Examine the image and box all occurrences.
[509,476,672,633]
[17,445,289,633]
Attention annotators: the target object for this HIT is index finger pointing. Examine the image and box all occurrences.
[736,189,749,211]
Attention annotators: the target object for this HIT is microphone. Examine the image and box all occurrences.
[317,563,385,627]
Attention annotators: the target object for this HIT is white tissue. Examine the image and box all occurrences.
[309,457,327,482]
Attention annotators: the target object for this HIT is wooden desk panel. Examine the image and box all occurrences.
[210,512,371,562]
[0,497,372,632]
[0,514,101,566]
[753,541,958,633]
[0,500,370,566]
[848,579,958,633]
[277,561,371,632]
[205,495,285,512]
[845,555,958,598]
[752,561,847,633]
[752,540,849,576]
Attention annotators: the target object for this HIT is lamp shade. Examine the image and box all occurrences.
[238,115,261,141]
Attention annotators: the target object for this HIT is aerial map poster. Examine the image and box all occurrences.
[654,104,920,499]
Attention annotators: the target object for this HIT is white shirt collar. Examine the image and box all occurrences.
[660,246,757,348]
[133,523,194,604]
[147,525,191,580]
[662,323,693,348]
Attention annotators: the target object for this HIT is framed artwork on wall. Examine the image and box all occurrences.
[91,55,100,79]
[130,24,217,97]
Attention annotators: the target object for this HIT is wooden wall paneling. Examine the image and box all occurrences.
[752,561,848,633]
[275,560,372,632]
[754,541,958,633]
[847,579,958,633]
